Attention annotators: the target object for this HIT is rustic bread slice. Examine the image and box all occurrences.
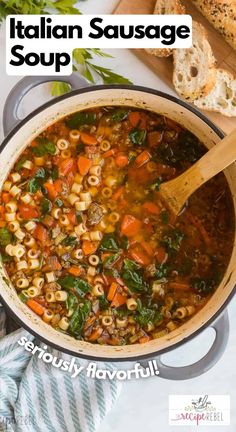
[194,69,236,117]
[191,0,236,51]
[145,0,185,58]
[173,21,217,101]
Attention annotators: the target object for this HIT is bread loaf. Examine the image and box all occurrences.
[173,21,217,101]
[145,0,185,58]
[191,0,236,50]
[194,69,236,117]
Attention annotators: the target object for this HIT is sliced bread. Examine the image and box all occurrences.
[194,69,236,117]
[191,0,236,51]
[173,21,217,101]
[145,0,185,58]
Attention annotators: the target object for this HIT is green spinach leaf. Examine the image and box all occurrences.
[58,275,91,297]
[66,112,96,129]
[129,128,147,145]
[0,228,12,247]
[69,301,91,338]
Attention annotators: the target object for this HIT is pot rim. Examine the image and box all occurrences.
[0,84,235,361]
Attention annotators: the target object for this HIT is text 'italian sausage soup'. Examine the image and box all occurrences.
[0,107,234,345]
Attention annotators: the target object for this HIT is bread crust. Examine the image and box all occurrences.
[145,0,185,58]
[191,0,236,50]
[194,68,236,117]
[173,21,217,101]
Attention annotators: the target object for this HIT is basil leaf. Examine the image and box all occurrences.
[99,234,119,251]
[58,275,91,297]
[40,198,52,215]
[69,300,91,338]
[0,228,12,247]
[129,128,147,145]
[111,109,128,122]
[66,112,96,129]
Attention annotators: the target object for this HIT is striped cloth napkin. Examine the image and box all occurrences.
[0,308,122,432]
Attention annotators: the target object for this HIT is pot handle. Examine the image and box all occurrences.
[142,311,229,380]
[3,74,90,136]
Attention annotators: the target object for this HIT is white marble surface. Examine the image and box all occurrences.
[0,1,236,431]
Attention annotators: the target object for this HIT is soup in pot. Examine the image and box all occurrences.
[0,107,234,345]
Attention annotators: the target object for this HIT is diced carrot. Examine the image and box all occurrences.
[142,202,161,215]
[111,293,127,308]
[139,335,150,344]
[2,192,10,204]
[77,156,92,176]
[67,171,75,187]
[141,241,153,257]
[147,131,163,147]
[68,266,81,277]
[0,221,6,227]
[155,247,168,264]
[129,111,141,127]
[67,210,77,225]
[169,282,191,291]
[102,149,116,158]
[135,150,151,168]
[18,203,39,219]
[59,158,76,176]
[115,153,129,168]
[121,215,142,237]
[82,240,98,256]
[27,299,45,316]
[0,205,5,215]
[33,224,49,243]
[87,327,103,341]
[129,246,151,266]
[113,186,124,201]
[107,282,118,301]
[80,132,97,146]
[44,182,57,201]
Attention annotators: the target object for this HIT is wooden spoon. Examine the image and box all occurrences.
[159,128,236,217]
